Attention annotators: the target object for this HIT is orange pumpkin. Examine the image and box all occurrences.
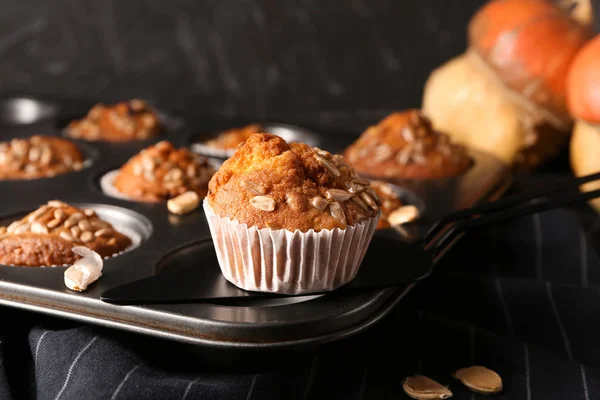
[469,0,592,125]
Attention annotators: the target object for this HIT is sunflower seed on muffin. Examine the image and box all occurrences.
[325,189,354,202]
[328,201,347,226]
[311,196,329,211]
[250,196,276,212]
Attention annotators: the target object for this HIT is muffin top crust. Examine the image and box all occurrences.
[66,99,162,142]
[207,133,381,232]
[0,135,85,180]
[203,124,262,151]
[113,140,215,202]
[344,109,471,180]
[0,200,131,267]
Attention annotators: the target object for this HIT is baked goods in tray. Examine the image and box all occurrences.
[344,109,471,180]
[0,200,131,267]
[0,135,85,180]
[204,132,380,294]
[197,123,262,157]
[109,140,215,202]
[65,99,163,142]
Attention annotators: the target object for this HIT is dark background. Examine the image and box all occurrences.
[0,0,491,127]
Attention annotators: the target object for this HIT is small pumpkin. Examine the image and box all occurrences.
[423,0,592,168]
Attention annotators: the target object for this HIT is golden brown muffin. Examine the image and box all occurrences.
[113,140,215,202]
[0,135,85,180]
[203,124,262,151]
[66,99,162,142]
[207,133,381,232]
[369,181,405,229]
[344,110,471,180]
[0,200,131,267]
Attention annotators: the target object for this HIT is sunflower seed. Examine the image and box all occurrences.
[78,219,92,232]
[73,161,83,171]
[28,147,41,162]
[83,209,96,217]
[107,237,117,246]
[143,170,155,182]
[40,147,53,166]
[6,221,22,233]
[167,191,200,215]
[242,179,267,195]
[315,155,340,177]
[94,228,113,237]
[412,153,428,165]
[328,201,347,225]
[53,209,66,221]
[64,213,84,228]
[311,196,329,211]
[325,189,354,202]
[27,206,49,222]
[351,196,370,212]
[186,164,197,178]
[14,223,30,234]
[0,226,6,235]
[80,231,94,242]
[141,156,156,172]
[453,366,502,395]
[345,182,365,194]
[372,145,393,163]
[63,155,73,168]
[352,178,371,186]
[250,196,275,212]
[71,226,81,237]
[24,164,38,175]
[47,218,61,229]
[388,205,420,226]
[59,231,75,242]
[397,144,414,165]
[314,147,331,158]
[90,220,110,230]
[48,200,68,208]
[31,221,48,234]
[164,168,183,182]
[11,140,27,157]
[132,163,143,176]
[365,187,381,205]
[402,126,415,142]
[402,375,452,400]
[359,192,379,211]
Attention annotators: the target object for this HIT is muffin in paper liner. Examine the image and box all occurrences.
[203,200,380,294]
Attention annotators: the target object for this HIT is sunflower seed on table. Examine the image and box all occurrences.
[328,201,347,225]
[453,366,502,395]
[388,205,420,226]
[311,196,329,211]
[325,189,354,201]
[402,375,452,400]
[315,154,340,177]
[167,191,200,215]
[250,196,276,212]
[242,179,267,195]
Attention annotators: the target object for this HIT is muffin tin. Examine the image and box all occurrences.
[0,98,511,350]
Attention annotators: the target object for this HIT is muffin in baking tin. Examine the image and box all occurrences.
[0,135,86,180]
[344,109,471,180]
[65,99,163,142]
[204,132,380,294]
[104,140,215,202]
[0,200,132,267]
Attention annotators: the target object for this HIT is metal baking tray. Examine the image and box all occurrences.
[0,100,511,350]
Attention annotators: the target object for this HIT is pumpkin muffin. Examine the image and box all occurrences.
[204,133,380,294]
[202,124,262,155]
[0,200,131,267]
[111,141,214,202]
[66,99,162,142]
[344,110,471,180]
[0,136,85,180]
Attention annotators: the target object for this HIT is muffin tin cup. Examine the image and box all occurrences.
[203,201,380,295]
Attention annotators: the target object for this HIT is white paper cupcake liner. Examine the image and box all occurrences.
[99,170,134,201]
[203,200,379,295]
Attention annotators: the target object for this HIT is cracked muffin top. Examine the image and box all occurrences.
[66,99,163,142]
[0,200,131,267]
[207,133,381,232]
[0,135,85,180]
[344,109,471,179]
[113,141,215,202]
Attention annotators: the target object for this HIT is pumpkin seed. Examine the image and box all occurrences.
[402,375,452,400]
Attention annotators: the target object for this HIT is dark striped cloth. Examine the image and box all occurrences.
[1,178,600,399]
